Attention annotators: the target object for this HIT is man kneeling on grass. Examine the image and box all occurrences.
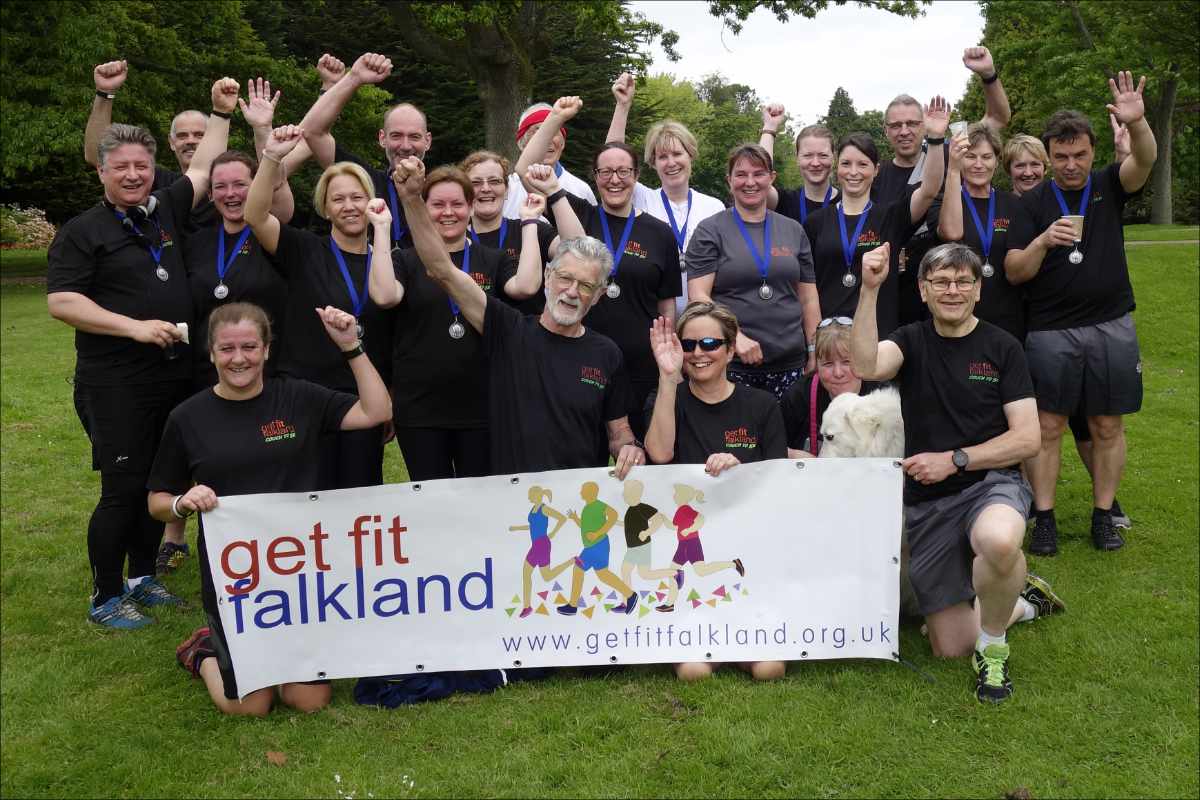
[850,241,1064,703]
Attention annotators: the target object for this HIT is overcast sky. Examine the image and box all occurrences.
[631,0,986,125]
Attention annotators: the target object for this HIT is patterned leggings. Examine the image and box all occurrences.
[728,368,804,400]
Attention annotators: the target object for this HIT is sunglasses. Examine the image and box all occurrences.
[680,337,728,353]
[818,316,853,328]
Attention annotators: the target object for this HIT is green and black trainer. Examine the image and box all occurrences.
[1021,572,1066,618]
[972,643,1013,704]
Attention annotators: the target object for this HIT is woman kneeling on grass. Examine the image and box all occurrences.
[147,302,391,716]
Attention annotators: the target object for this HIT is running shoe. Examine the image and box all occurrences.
[972,643,1013,704]
[1091,514,1125,551]
[126,578,184,607]
[555,604,578,616]
[1021,573,1066,618]
[733,558,745,577]
[155,541,190,575]
[519,607,532,619]
[175,627,215,678]
[1029,517,1058,556]
[655,604,674,613]
[617,592,638,615]
[1110,499,1132,530]
[89,595,153,630]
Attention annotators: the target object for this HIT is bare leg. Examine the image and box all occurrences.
[970,505,1027,638]
[542,558,575,582]
[279,681,332,713]
[736,661,786,680]
[637,564,680,582]
[1087,415,1125,509]
[674,662,716,681]
[664,562,685,606]
[567,564,584,606]
[521,561,534,609]
[924,601,978,658]
[595,568,633,599]
[693,559,737,578]
[1027,411,1068,511]
[620,560,634,589]
[162,518,186,546]
[198,658,272,717]
[1075,438,1095,477]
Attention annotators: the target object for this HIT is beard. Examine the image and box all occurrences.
[544,285,589,326]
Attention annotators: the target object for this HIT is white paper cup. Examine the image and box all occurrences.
[949,121,969,137]
[1063,215,1084,240]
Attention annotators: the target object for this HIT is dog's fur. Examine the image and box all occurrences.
[818,386,904,458]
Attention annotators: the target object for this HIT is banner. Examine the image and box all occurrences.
[202,458,903,697]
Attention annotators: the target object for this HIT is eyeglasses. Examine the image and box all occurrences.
[925,277,978,292]
[469,178,506,189]
[550,269,602,296]
[594,167,636,181]
[886,120,923,132]
[818,316,853,329]
[680,337,727,353]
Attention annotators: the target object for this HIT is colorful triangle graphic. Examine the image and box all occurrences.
[590,586,603,597]
[552,582,564,592]
[713,585,727,597]
[505,607,515,617]
[582,606,595,619]
[655,591,666,601]
[554,593,568,605]
[639,605,651,618]
[536,603,549,615]
[658,581,669,590]
[537,590,549,600]
[510,594,521,604]
[606,591,619,601]
[690,599,702,608]
[705,598,717,607]
[686,588,700,601]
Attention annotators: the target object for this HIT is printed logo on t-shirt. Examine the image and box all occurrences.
[993,217,1010,233]
[623,241,649,260]
[260,418,297,443]
[236,240,252,255]
[770,246,795,257]
[967,361,1000,384]
[580,366,608,390]
[469,272,493,292]
[160,229,175,248]
[724,427,759,449]
[505,247,519,261]
[856,230,882,249]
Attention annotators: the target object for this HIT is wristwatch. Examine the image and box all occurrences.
[952,449,969,473]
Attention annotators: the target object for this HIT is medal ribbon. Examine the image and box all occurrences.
[961,185,996,262]
[660,189,693,253]
[467,218,508,249]
[1050,174,1093,220]
[732,208,772,284]
[385,179,409,246]
[216,226,253,287]
[798,184,834,225]
[598,206,636,281]
[112,208,164,266]
[837,201,873,269]
[448,241,471,317]
[328,237,372,320]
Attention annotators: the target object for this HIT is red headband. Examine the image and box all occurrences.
[515,108,567,144]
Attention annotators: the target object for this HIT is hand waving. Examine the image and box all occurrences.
[650,316,683,378]
[238,77,280,129]
[1106,70,1146,126]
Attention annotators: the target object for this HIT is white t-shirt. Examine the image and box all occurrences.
[502,166,596,218]
[632,183,726,312]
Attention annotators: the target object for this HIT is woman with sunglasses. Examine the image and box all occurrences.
[687,144,821,400]
[780,317,882,457]
[644,301,786,681]
[803,98,949,340]
[522,97,681,440]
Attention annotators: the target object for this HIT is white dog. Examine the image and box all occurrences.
[818,386,904,459]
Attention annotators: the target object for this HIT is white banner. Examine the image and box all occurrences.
[202,458,902,697]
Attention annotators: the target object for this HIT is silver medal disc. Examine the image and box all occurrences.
[842,272,857,288]
[448,321,466,340]
[1068,250,1083,265]
[156,266,169,282]
[355,322,365,341]
[758,283,773,300]
[213,283,229,300]
[981,264,995,278]
[606,283,621,299]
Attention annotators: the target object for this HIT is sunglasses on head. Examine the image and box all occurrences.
[680,337,727,353]
[818,316,853,329]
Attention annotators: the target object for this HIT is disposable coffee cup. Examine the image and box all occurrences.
[1063,214,1084,240]
[949,121,968,137]
[176,322,189,344]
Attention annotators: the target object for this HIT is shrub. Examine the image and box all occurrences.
[0,205,57,248]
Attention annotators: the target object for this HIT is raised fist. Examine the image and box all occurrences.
[265,125,304,160]
[525,163,561,197]
[612,73,635,105]
[962,47,995,78]
[211,77,240,115]
[317,53,346,89]
[365,197,392,227]
[861,242,890,290]
[761,103,786,133]
[552,96,583,121]
[94,60,128,93]
[520,192,547,221]
[350,52,392,85]
[392,156,425,198]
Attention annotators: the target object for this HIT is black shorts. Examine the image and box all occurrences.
[903,469,1032,616]
[1025,314,1143,417]
[73,380,193,474]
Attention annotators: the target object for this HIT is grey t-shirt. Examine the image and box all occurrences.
[686,208,815,372]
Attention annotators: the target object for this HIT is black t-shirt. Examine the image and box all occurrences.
[1007,163,1137,331]
[184,224,288,387]
[390,244,505,428]
[563,195,682,384]
[482,296,631,474]
[889,319,1034,504]
[872,147,949,206]
[646,382,787,465]
[153,165,217,230]
[472,218,557,317]
[47,177,196,385]
[623,502,659,549]
[804,200,918,338]
[928,188,1026,341]
[147,377,356,611]
[273,226,394,390]
[332,143,413,251]
[780,374,882,453]
[776,187,837,227]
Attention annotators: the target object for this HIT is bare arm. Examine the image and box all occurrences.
[245,126,301,255]
[240,77,295,224]
[1004,218,1076,285]
[606,73,634,143]
[910,97,948,219]
[504,194,547,300]
[606,416,644,481]
[184,78,239,206]
[850,243,904,381]
[48,292,180,347]
[364,198,403,307]
[759,104,786,210]
[85,60,127,166]
[305,306,391,429]
[528,164,586,240]
[797,280,820,371]
[645,316,682,464]
[298,53,393,168]
[964,397,1040,468]
[687,273,715,304]
[937,134,967,242]
[964,47,1011,131]
[515,96,581,191]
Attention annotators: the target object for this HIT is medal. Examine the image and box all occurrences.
[962,185,996,271]
[982,263,995,278]
[329,236,372,342]
[1051,175,1092,268]
[213,283,229,299]
[1069,250,1083,265]
[837,201,873,293]
[156,266,169,282]
[732,207,773,304]
[758,283,773,300]
[215,226,252,301]
[356,322,365,341]
[598,205,636,297]
[448,320,465,339]
[661,188,692,268]
[842,272,857,288]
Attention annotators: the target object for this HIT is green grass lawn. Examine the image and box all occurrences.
[1,245,1197,798]
[1124,224,1199,241]
[0,248,49,279]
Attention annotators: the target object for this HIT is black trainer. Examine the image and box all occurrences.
[972,643,1013,704]
[1029,516,1058,556]
[1091,513,1125,551]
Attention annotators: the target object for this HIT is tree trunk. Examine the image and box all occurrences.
[1149,75,1177,225]
[470,57,531,164]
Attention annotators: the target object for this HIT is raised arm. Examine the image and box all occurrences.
[759,104,786,210]
[365,197,404,308]
[514,96,581,190]
[317,306,392,429]
[238,77,294,223]
[850,243,904,381]
[795,280,821,374]
[910,96,948,219]
[527,163,585,240]
[395,157,486,332]
[504,193,548,300]
[85,60,127,167]
[606,73,634,143]
[245,125,303,254]
[183,77,239,206]
[298,52,393,168]
[1108,71,1157,193]
[937,132,969,242]
[645,316,683,464]
[963,47,1011,131]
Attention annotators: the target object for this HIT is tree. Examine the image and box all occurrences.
[704,0,925,32]
[821,87,860,145]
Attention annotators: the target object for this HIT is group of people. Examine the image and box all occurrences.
[47,43,1155,712]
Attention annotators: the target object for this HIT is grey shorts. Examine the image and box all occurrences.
[1025,314,1143,417]
[623,542,652,568]
[904,469,1032,616]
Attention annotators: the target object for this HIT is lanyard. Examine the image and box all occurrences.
[1050,174,1092,219]
[732,208,772,282]
[328,237,371,319]
[216,226,252,285]
[598,206,636,279]
[112,209,163,265]
[468,218,508,249]
[798,184,833,225]
[837,201,873,268]
[449,242,471,317]
[553,162,564,178]
[385,180,408,246]
[961,185,996,261]
[660,189,692,253]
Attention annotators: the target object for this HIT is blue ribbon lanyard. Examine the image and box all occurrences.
[837,201,873,271]
[660,189,693,253]
[216,226,253,286]
[1050,174,1093,222]
[448,242,471,317]
[385,180,408,246]
[113,209,164,265]
[553,162,564,178]
[468,218,508,249]
[732,208,772,283]
[798,184,834,226]
[598,206,636,282]
[328,237,372,320]
[961,185,996,262]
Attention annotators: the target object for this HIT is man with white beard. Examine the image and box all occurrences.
[390,156,646,478]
